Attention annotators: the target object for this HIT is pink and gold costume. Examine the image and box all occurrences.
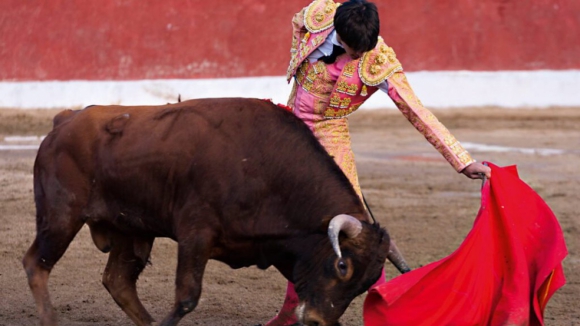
[286,0,475,196]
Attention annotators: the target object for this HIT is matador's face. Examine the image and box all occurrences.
[336,33,364,60]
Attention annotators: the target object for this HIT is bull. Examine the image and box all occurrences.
[23,98,403,326]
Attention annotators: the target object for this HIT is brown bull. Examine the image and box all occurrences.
[23,98,396,326]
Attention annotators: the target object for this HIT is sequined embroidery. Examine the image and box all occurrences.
[304,0,340,33]
[312,118,363,199]
[323,104,362,119]
[342,62,356,77]
[361,85,368,96]
[287,25,334,81]
[311,35,326,47]
[296,61,334,96]
[359,37,403,86]
[324,56,378,119]
[329,93,341,108]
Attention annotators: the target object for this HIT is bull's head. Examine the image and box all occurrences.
[292,214,390,326]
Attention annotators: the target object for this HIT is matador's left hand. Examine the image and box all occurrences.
[461,162,492,180]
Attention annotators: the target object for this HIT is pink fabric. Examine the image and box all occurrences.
[292,55,351,130]
[292,58,364,198]
[264,282,299,326]
[371,267,387,288]
[324,60,379,119]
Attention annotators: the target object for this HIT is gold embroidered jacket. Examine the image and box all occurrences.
[286,0,475,172]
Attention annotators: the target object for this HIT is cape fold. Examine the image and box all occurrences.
[363,163,568,326]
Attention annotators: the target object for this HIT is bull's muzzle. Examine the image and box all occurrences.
[296,302,342,326]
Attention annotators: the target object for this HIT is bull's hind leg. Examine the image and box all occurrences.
[102,233,155,326]
[22,206,85,326]
[23,151,92,325]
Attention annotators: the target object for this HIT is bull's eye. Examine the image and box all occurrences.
[337,259,348,277]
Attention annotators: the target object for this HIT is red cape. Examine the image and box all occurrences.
[364,163,568,326]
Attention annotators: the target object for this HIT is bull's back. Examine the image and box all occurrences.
[34,98,357,235]
[39,97,348,191]
[73,99,307,172]
[39,98,295,163]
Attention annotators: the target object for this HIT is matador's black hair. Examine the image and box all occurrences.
[334,0,380,53]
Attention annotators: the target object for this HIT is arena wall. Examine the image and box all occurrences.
[1,0,579,108]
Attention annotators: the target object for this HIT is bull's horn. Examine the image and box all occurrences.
[327,214,363,258]
[387,240,412,273]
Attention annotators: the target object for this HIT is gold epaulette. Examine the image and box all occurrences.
[358,37,403,86]
[304,0,340,33]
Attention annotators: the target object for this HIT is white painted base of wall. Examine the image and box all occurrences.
[2,70,579,109]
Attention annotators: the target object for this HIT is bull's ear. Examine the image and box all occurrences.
[379,228,387,244]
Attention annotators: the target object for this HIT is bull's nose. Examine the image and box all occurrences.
[303,321,341,326]
[303,317,341,326]
[305,321,320,326]
[298,303,341,326]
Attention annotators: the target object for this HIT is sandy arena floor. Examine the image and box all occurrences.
[0,106,578,325]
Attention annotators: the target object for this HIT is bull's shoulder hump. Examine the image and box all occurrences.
[52,109,77,128]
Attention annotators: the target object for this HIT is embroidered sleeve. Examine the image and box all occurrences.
[386,71,475,172]
[287,8,307,81]
[290,8,306,56]
[287,0,338,81]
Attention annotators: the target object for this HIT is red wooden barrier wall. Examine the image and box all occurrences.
[1,0,578,81]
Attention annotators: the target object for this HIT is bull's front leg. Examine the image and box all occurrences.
[102,234,155,326]
[159,234,213,326]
